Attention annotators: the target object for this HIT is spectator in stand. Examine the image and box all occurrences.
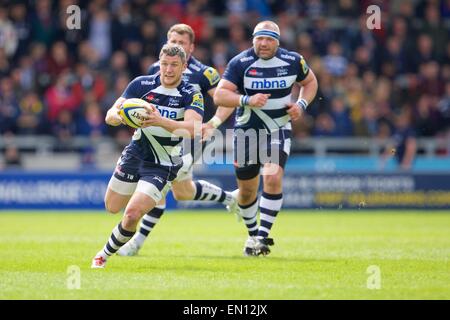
[10,2,31,61]
[417,61,445,98]
[88,8,112,64]
[0,0,447,148]
[309,17,334,56]
[0,7,18,58]
[77,102,106,138]
[51,109,77,151]
[47,41,73,79]
[44,70,83,123]
[408,34,437,73]
[330,96,353,136]
[30,0,58,47]
[437,82,450,131]
[0,77,20,134]
[75,63,106,103]
[421,4,448,58]
[414,95,444,137]
[2,144,23,169]
[17,91,46,135]
[313,113,336,137]
[360,100,380,137]
[140,20,160,58]
[382,109,417,171]
[323,42,348,77]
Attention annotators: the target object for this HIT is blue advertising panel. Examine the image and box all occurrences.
[0,171,449,210]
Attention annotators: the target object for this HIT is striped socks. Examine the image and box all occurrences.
[100,222,135,257]
[239,198,259,237]
[193,180,233,206]
[257,192,283,238]
[133,205,166,247]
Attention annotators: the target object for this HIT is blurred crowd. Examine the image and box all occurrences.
[0,0,449,147]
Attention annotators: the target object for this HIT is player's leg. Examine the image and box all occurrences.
[253,163,284,256]
[118,195,167,256]
[253,130,290,256]
[92,188,158,268]
[119,153,203,256]
[172,153,235,206]
[92,171,170,268]
[173,178,236,207]
[235,165,261,256]
[155,151,237,207]
[104,151,140,213]
[104,185,132,214]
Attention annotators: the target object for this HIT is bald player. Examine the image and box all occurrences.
[213,21,318,256]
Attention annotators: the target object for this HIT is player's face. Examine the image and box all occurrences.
[167,32,194,60]
[159,54,186,88]
[253,36,278,60]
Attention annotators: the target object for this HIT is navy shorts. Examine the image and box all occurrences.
[111,150,181,197]
[233,128,291,180]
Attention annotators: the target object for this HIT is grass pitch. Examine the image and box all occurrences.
[0,210,449,300]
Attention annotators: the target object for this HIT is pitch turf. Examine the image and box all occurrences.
[0,210,449,300]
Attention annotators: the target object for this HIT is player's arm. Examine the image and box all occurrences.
[206,87,235,127]
[286,70,318,121]
[214,79,270,108]
[142,108,202,138]
[105,97,126,126]
[142,91,204,137]
[106,76,143,126]
[201,87,235,141]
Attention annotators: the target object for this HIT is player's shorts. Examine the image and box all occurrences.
[173,153,194,182]
[233,128,291,180]
[107,151,180,203]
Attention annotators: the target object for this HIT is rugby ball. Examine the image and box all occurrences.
[119,98,152,129]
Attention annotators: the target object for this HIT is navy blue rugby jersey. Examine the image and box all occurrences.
[148,56,220,96]
[121,74,204,167]
[223,47,310,132]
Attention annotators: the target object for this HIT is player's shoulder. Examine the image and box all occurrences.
[189,56,220,86]
[188,56,208,72]
[131,74,158,86]
[179,79,199,96]
[147,61,160,75]
[230,48,257,66]
[277,47,303,63]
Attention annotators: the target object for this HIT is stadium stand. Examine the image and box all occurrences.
[0,0,449,171]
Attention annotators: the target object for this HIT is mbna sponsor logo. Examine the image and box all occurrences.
[251,78,287,89]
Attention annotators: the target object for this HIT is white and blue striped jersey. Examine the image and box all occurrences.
[121,74,204,167]
[223,47,310,132]
[148,56,220,97]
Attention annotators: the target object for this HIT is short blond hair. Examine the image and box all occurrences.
[167,24,195,44]
[159,43,187,64]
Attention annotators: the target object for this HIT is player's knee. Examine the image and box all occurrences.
[124,206,143,224]
[104,202,121,214]
[264,174,282,191]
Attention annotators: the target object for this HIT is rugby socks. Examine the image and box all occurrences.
[100,222,135,257]
[193,180,234,206]
[239,198,259,237]
[133,205,166,247]
[257,192,283,238]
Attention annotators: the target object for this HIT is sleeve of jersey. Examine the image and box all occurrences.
[121,77,142,99]
[296,54,310,82]
[222,57,242,86]
[147,63,158,75]
[184,91,204,117]
[201,67,221,92]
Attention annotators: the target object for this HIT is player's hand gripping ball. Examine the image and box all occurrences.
[119,98,153,129]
